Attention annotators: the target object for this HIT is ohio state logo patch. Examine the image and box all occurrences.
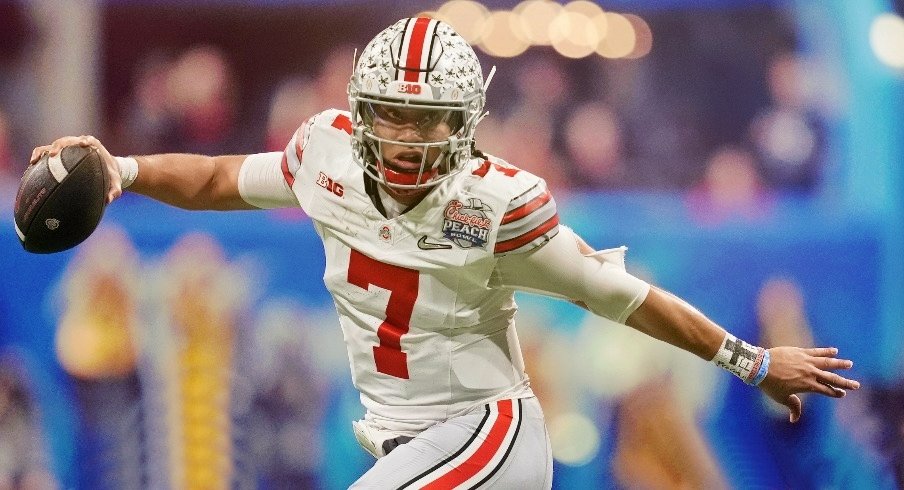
[378,224,392,242]
[442,198,493,249]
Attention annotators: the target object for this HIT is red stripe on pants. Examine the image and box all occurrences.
[421,399,514,489]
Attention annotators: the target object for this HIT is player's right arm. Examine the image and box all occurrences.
[127,153,252,210]
[30,135,297,211]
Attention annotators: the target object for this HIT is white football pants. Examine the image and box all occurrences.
[350,397,553,489]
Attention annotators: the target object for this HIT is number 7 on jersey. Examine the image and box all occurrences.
[347,249,419,379]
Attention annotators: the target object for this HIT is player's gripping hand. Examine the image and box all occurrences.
[757,347,859,423]
[31,135,123,204]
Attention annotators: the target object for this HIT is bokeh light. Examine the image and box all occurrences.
[436,0,490,44]
[596,12,636,59]
[870,13,904,69]
[437,0,653,60]
[548,412,601,466]
[564,0,605,21]
[623,14,653,59]
[549,10,600,58]
[479,10,531,58]
[514,0,564,45]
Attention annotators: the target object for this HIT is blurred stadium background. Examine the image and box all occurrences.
[1,0,903,488]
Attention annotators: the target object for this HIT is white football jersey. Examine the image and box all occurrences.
[240,109,560,432]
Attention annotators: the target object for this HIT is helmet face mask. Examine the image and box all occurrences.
[348,17,488,189]
[362,102,465,137]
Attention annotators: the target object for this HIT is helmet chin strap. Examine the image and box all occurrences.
[367,138,447,188]
[380,165,438,187]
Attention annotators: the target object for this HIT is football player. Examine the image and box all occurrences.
[32,17,859,488]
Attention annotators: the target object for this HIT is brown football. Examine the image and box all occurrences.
[13,145,108,254]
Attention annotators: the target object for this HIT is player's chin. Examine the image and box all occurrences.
[382,182,433,206]
[386,185,428,197]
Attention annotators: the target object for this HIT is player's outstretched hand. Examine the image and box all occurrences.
[31,135,123,204]
[757,346,859,423]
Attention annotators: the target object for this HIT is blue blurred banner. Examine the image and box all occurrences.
[1,192,899,488]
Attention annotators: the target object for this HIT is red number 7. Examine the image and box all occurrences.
[348,249,419,379]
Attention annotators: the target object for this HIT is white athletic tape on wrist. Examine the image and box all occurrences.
[712,333,769,385]
[750,349,770,386]
[115,156,139,189]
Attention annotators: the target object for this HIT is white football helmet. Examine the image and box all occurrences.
[348,17,491,189]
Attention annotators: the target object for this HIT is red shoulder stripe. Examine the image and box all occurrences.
[281,151,294,187]
[472,160,491,177]
[294,126,305,163]
[501,190,551,225]
[331,114,352,134]
[472,160,521,178]
[494,214,559,254]
[283,121,310,187]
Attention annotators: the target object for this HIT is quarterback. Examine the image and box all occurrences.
[33,17,859,488]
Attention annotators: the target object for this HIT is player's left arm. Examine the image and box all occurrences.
[626,281,858,423]
[496,227,859,423]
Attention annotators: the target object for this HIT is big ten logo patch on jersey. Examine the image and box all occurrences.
[316,171,344,197]
[442,198,493,249]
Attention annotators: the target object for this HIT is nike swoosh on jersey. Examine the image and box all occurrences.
[417,236,453,250]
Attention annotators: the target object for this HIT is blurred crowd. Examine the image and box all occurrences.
[40,228,331,489]
[0,4,838,223]
[2,2,902,489]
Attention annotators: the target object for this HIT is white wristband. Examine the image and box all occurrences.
[712,333,768,385]
[115,156,139,189]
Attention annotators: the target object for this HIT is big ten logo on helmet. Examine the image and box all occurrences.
[316,172,344,197]
[398,83,422,95]
[442,198,493,249]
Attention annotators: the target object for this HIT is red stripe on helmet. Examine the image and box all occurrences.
[403,17,432,82]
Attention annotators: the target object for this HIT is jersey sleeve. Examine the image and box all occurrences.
[280,114,315,191]
[238,113,323,209]
[493,178,560,256]
[494,227,650,323]
[237,152,298,209]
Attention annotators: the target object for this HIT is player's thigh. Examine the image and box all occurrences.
[351,398,552,489]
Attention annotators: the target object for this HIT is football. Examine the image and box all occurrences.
[13,145,108,254]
